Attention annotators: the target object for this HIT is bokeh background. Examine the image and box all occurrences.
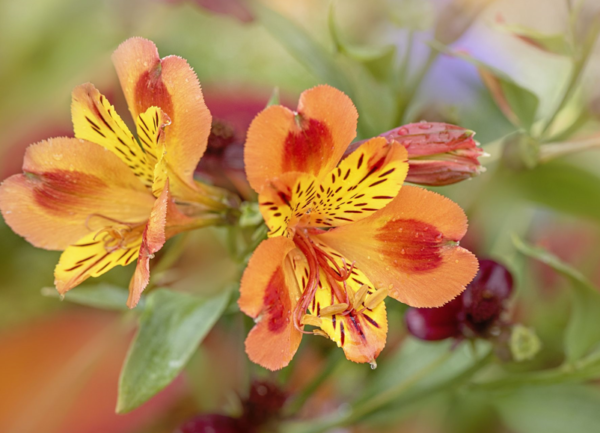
[2,0,600,432]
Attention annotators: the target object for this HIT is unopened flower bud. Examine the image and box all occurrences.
[380,122,484,186]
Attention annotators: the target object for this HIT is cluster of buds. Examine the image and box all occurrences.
[350,122,484,187]
[405,259,514,341]
[177,380,287,433]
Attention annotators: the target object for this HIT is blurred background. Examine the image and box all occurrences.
[2,0,600,432]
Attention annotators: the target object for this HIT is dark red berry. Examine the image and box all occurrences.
[462,259,513,334]
[176,414,242,433]
[405,296,463,341]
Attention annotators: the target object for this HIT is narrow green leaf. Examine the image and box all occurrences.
[254,4,352,95]
[117,289,229,413]
[266,87,280,107]
[494,385,600,433]
[41,283,140,311]
[513,235,600,361]
[429,40,539,130]
[496,22,572,56]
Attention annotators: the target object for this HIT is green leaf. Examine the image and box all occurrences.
[328,4,396,83]
[505,159,600,223]
[494,385,600,433]
[117,289,229,413]
[496,22,572,56]
[513,235,600,362]
[254,4,352,95]
[429,40,539,130]
[363,338,490,421]
[41,283,140,311]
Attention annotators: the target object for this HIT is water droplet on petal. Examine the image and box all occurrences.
[369,360,377,370]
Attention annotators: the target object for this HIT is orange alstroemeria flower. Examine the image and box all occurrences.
[239,85,478,370]
[0,38,228,307]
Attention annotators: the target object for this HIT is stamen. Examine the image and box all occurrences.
[364,287,389,310]
[353,285,369,309]
[312,329,330,339]
[320,303,349,316]
[301,314,322,327]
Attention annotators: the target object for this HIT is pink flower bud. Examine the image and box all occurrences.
[380,122,484,186]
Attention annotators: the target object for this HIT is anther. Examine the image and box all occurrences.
[364,287,389,310]
[301,314,322,327]
[320,303,348,316]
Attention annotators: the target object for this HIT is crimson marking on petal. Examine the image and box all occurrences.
[75,254,96,265]
[332,314,337,330]
[378,168,396,178]
[369,179,387,188]
[282,118,333,175]
[95,260,113,273]
[340,321,345,346]
[73,241,101,247]
[134,66,174,120]
[373,195,394,199]
[363,313,380,328]
[64,263,84,272]
[263,266,292,333]
[357,154,364,169]
[375,218,444,272]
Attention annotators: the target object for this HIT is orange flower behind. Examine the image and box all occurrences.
[240,85,478,370]
[0,38,229,308]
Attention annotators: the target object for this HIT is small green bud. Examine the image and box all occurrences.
[510,324,542,362]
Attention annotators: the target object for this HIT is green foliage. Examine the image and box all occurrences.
[513,236,600,362]
[495,22,572,56]
[494,385,600,433]
[504,160,600,223]
[41,283,141,311]
[253,4,352,96]
[429,40,540,131]
[117,288,230,413]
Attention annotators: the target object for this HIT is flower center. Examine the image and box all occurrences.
[291,229,356,333]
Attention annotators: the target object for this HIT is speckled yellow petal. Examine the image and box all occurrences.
[306,264,388,365]
[71,83,155,187]
[303,138,408,228]
[54,226,143,295]
[257,172,316,238]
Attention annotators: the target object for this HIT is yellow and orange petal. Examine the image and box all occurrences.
[71,83,156,187]
[257,138,408,236]
[245,85,358,192]
[112,37,212,191]
[305,265,388,365]
[315,185,478,307]
[0,138,154,251]
[54,225,143,295]
[239,237,303,370]
[127,179,171,308]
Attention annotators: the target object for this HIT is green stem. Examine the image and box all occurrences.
[394,48,439,126]
[468,349,600,392]
[539,17,600,140]
[285,350,345,416]
[288,348,493,433]
[345,349,453,424]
